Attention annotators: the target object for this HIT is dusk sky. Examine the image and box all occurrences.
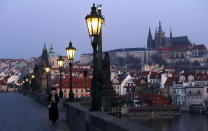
[0,0,207,60]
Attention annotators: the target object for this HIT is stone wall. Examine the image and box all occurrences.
[66,103,146,131]
[80,50,159,66]
[27,92,148,131]
[27,91,48,107]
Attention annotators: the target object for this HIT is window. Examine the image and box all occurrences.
[197,76,200,80]
[64,89,66,93]
[81,89,83,93]
[197,90,200,94]
[76,89,78,93]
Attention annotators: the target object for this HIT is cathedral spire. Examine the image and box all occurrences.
[43,42,47,51]
[147,27,152,49]
[155,27,157,38]
[170,27,173,38]
[158,21,163,33]
[148,27,152,39]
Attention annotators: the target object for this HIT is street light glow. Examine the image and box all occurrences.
[65,41,76,61]
[45,67,50,73]
[57,55,64,68]
[32,75,35,79]
[85,4,104,36]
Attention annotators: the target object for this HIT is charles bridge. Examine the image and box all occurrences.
[0,4,146,131]
[0,91,149,131]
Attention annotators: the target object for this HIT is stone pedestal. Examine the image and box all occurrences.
[58,98,64,111]
[101,85,116,112]
[39,75,47,93]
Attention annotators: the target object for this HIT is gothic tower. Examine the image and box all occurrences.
[41,43,49,66]
[170,27,173,39]
[147,27,153,49]
[155,21,165,48]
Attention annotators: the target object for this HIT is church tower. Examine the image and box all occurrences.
[147,27,153,50]
[49,44,54,53]
[170,27,173,39]
[41,43,49,66]
[155,21,165,48]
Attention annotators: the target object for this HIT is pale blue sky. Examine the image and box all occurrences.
[0,0,207,60]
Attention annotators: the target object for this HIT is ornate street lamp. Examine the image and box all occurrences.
[57,55,64,98]
[22,80,25,94]
[25,75,29,91]
[31,74,35,91]
[32,74,35,79]
[44,66,51,94]
[85,4,104,111]
[25,77,29,82]
[23,75,28,95]
[65,41,76,102]
[85,4,104,37]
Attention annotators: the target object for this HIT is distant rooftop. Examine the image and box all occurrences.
[82,47,146,55]
[108,48,146,52]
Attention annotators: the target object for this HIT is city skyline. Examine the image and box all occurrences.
[0,0,207,60]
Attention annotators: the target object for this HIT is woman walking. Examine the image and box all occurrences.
[47,87,59,124]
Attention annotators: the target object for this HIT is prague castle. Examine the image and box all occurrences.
[80,21,207,66]
[147,21,191,49]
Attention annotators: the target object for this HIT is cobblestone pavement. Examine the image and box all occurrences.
[0,93,71,131]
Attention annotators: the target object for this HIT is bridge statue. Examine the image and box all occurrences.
[101,52,116,112]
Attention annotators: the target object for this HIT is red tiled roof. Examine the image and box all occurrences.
[116,74,126,84]
[191,44,207,50]
[124,85,136,88]
[0,80,7,86]
[150,72,160,79]
[164,77,174,86]
[159,44,207,52]
[159,48,170,51]
[53,76,91,89]
[3,75,10,81]
[169,45,191,51]
[136,93,167,101]
[195,72,208,81]
[141,71,149,76]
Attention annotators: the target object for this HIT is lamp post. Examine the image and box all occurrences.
[22,80,25,95]
[44,66,50,94]
[20,82,22,92]
[83,69,90,92]
[25,76,29,92]
[31,74,35,91]
[66,41,76,102]
[85,4,104,111]
[57,55,64,98]
[32,74,35,79]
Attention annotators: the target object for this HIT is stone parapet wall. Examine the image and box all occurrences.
[66,103,145,131]
[27,91,48,107]
[27,91,148,131]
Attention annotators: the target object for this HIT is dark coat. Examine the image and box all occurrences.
[47,93,59,121]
